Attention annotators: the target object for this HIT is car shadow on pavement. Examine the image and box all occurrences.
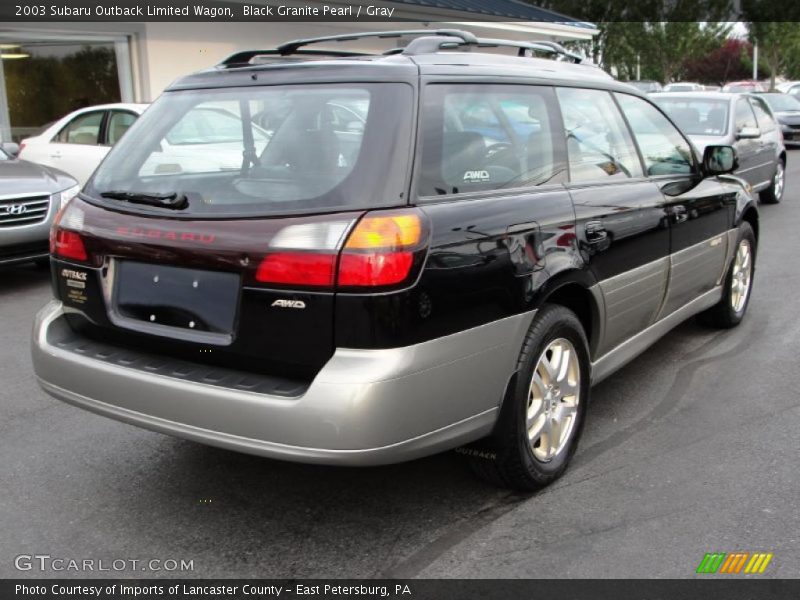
[1,263,51,296]
[134,437,515,577]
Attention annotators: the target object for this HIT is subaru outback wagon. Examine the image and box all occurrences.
[32,30,759,490]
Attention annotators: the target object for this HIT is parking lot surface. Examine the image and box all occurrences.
[2,157,799,578]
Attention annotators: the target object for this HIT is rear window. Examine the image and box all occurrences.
[86,84,413,217]
[417,84,566,196]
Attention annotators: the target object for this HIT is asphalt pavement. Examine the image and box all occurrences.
[2,157,799,579]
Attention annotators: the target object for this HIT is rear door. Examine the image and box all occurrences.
[47,109,110,185]
[748,95,780,184]
[732,97,762,188]
[557,87,670,356]
[58,81,416,380]
[615,92,732,317]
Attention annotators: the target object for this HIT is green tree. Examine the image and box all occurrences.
[532,0,731,83]
[747,23,800,89]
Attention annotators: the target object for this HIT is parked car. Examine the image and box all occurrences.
[627,80,663,94]
[0,143,78,267]
[652,91,786,203]
[722,80,767,93]
[756,92,800,145]
[777,81,800,96]
[32,30,759,490]
[663,82,704,92]
[19,103,148,186]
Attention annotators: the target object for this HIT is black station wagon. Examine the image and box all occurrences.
[33,30,759,489]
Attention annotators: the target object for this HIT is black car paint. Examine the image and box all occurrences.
[50,60,758,384]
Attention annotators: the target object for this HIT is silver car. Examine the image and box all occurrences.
[0,143,79,266]
[652,92,786,203]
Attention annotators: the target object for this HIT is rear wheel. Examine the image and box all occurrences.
[467,304,590,491]
[760,160,785,204]
[700,222,755,328]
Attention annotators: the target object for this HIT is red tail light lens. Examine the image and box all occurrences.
[338,210,425,288]
[50,201,88,262]
[338,252,414,287]
[51,229,87,262]
[255,252,336,286]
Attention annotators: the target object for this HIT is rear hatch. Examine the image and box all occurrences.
[50,79,415,380]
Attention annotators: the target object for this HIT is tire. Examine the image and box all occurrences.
[466,304,590,491]
[700,222,755,328]
[760,159,785,204]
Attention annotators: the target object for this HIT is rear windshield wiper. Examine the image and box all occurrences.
[99,191,188,210]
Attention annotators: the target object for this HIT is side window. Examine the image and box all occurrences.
[749,97,775,133]
[556,88,643,182]
[106,111,138,145]
[417,84,565,196]
[615,93,694,177]
[734,98,758,131]
[54,111,104,145]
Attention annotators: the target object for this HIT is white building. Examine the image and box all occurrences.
[0,0,597,141]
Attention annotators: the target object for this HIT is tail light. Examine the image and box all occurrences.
[338,213,423,287]
[256,252,337,287]
[50,202,88,262]
[254,210,428,290]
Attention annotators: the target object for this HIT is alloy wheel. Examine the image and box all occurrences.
[730,239,752,313]
[774,162,785,200]
[526,338,581,462]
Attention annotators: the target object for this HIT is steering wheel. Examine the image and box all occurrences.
[485,142,514,158]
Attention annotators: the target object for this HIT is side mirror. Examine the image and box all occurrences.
[703,145,738,175]
[736,126,759,140]
[1,142,20,157]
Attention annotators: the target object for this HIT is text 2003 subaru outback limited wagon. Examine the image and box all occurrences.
[33,31,759,490]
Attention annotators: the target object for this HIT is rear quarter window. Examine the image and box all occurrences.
[749,97,776,133]
[416,84,566,197]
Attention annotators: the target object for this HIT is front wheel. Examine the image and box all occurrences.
[700,222,755,328]
[760,160,785,204]
[467,304,590,491]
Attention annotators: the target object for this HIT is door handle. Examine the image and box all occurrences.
[585,220,608,244]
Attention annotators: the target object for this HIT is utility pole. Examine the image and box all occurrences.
[636,54,641,81]
[753,43,758,80]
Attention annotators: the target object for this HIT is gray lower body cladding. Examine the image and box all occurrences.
[32,301,535,466]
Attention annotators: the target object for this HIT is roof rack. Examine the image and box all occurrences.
[217,29,583,67]
[276,29,478,56]
[219,48,370,66]
[411,37,583,62]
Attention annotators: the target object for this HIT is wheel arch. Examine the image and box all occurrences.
[531,270,602,360]
[739,202,759,246]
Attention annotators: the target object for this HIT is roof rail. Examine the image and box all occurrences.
[219,48,370,67]
[403,36,582,63]
[275,29,478,56]
[216,29,584,68]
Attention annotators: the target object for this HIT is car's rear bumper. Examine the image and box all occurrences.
[32,301,533,465]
